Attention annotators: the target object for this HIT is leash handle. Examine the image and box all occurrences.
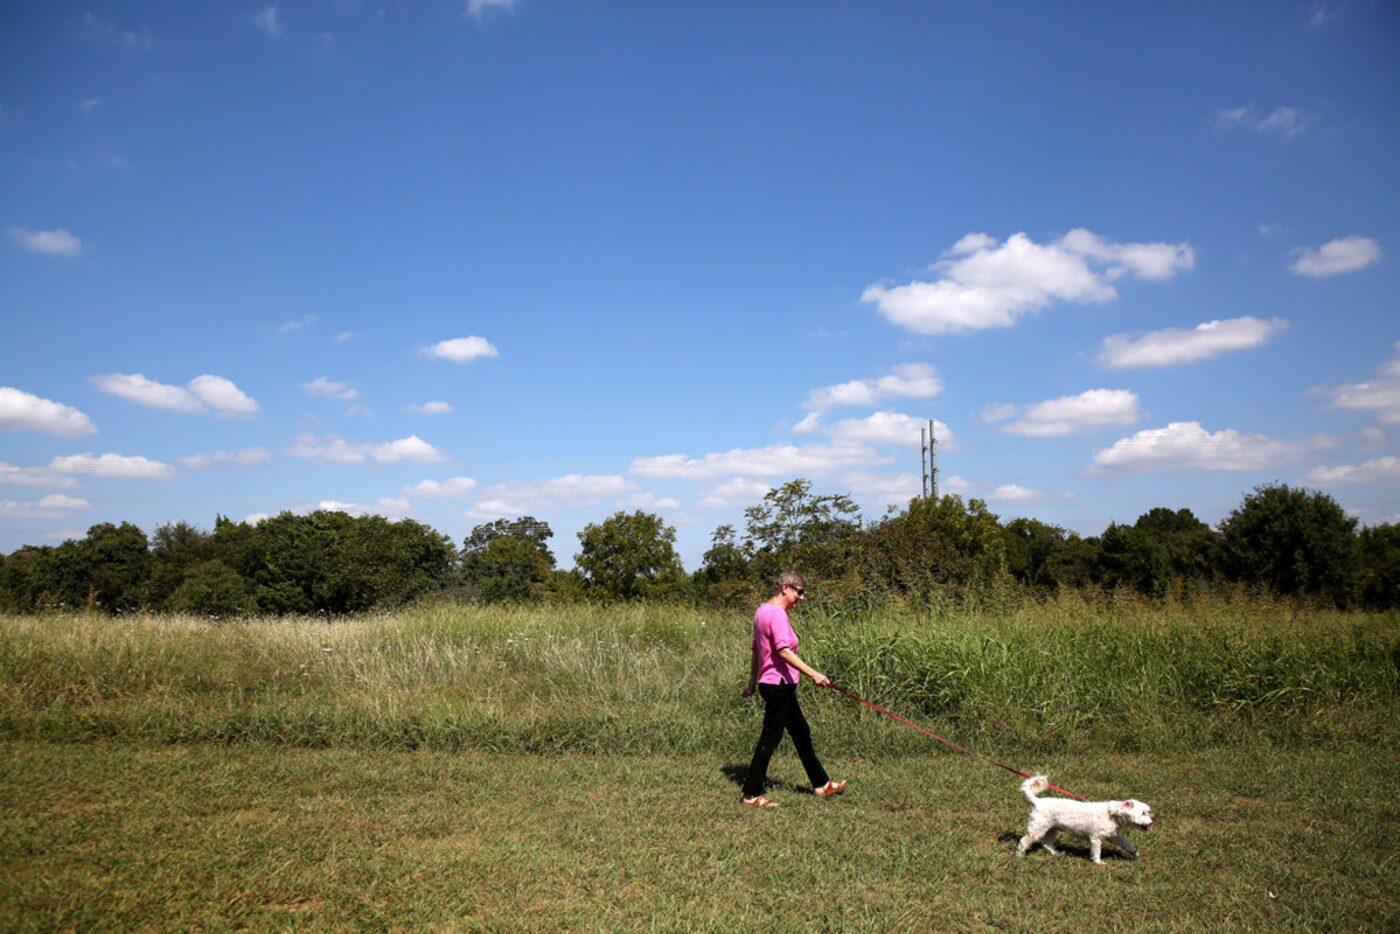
[824,681,1083,800]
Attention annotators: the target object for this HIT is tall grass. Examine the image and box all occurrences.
[1,594,1395,755]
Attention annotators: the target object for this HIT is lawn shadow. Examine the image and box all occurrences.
[719,763,810,796]
[996,830,1136,862]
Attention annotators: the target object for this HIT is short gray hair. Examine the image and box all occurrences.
[776,571,806,593]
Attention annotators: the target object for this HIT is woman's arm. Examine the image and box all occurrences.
[778,647,829,686]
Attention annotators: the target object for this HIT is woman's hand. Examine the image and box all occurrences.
[741,683,755,698]
[810,671,831,687]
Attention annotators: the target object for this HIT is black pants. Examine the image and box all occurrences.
[742,682,830,798]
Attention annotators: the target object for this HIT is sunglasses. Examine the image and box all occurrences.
[787,585,805,596]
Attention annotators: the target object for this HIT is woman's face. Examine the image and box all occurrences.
[780,582,805,609]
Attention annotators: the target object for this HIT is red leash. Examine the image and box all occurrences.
[824,681,1083,800]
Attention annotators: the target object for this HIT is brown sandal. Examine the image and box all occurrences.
[742,795,779,809]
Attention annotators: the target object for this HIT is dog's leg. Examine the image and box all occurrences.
[1089,836,1104,864]
[1109,834,1137,858]
[1017,820,1049,857]
[1039,832,1059,856]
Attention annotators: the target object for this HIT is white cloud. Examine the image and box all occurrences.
[1309,1,1346,26]
[468,474,635,518]
[8,227,83,257]
[980,402,1018,424]
[91,373,199,412]
[407,401,454,415]
[943,475,975,495]
[404,476,478,498]
[1307,456,1400,485]
[987,484,1046,504]
[422,336,499,364]
[76,13,155,50]
[630,442,885,481]
[998,389,1142,437]
[314,497,410,519]
[1314,342,1400,425]
[1100,317,1288,368]
[843,471,921,508]
[1214,105,1310,137]
[862,229,1192,335]
[825,411,957,448]
[1091,421,1311,472]
[254,5,284,38]
[629,492,682,511]
[50,452,178,480]
[65,147,128,173]
[1291,235,1382,278]
[311,32,337,58]
[187,375,260,415]
[0,462,79,489]
[39,494,88,510]
[467,0,516,19]
[178,448,270,470]
[287,433,447,464]
[335,331,357,343]
[0,494,91,519]
[301,376,358,401]
[276,315,317,333]
[90,373,259,417]
[0,387,97,437]
[803,363,943,411]
[697,478,773,510]
[1258,106,1307,137]
[77,97,104,115]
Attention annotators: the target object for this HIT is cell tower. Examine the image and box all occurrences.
[920,419,938,500]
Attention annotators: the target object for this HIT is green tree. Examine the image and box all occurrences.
[218,511,454,615]
[1357,523,1400,609]
[692,524,756,607]
[332,515,456,611]
[1219,484,1358,604]
[575,510,685,601]
[1133,507,1220,584]
[475,536,553,602]
[1043,533,1101,589]
[461,516,556,602]
[1097,523,1172,596]
[462,516,554,560]
[0,545,75,612]
[855,495,1009,602]
[147,521,214,609]
[1003,517,1071,590]
[743,479,862,586]
[76,522,152,612]
[167,560,256,616]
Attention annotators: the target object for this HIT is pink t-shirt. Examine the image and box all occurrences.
[753,602,801,685]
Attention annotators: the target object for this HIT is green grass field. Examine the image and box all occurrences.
[2,600,1397,930]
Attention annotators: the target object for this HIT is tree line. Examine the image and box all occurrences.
[1,480,1396,615]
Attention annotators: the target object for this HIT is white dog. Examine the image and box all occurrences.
[1016,775,1154,864]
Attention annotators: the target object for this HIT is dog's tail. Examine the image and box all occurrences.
[1021,774,1049,802]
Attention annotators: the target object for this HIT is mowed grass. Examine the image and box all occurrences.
[2,740,1396,931]
[1,600,1397,929]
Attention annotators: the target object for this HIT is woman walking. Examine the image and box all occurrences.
[740,571,847,808]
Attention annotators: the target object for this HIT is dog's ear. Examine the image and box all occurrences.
[1122,801,1133,810]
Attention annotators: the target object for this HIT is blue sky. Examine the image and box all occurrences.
[2,1,1398,571]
